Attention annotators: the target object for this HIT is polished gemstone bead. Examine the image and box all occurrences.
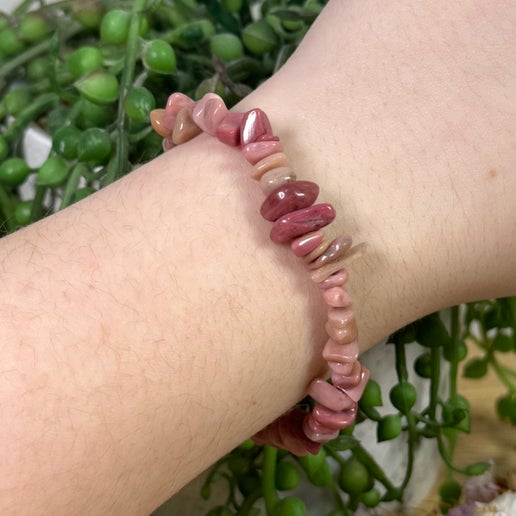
[270,203,335,244]
[317,269,348,290]
[323,338,359,363]
[325,318,358,344]
[192,93,228,135]
[242,141,284,165]
[164,92,194,131]
[311,243,366,283]
[162,138,174,152]
[307,378,354,412]
[328,307,355,329]
[150,109,171,137]
[303,237,332,264]
[312,403,357,430]
[172,107,203,145]
[251,152,288,180]
[309,235,353,269]
[291,230,324,257]
[260,167,297,196]
[322,287,352,308]
[303,414,339,442]
[332,361,362,387]
[215,112,245,146]
[252,409,320,456]
[333,365,370,402]
[260,181,319,221]
[328,361,355,375]
[256,134,280,142]
[241,108,273,147]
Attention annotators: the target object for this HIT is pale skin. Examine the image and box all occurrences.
[1,0,515,513]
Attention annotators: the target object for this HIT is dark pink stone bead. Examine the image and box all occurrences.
[241,108,273,147]
[260,181,319,222]
[215,112,245,146]
[270,204,336,244]
[256,134,280,142]
[291,231,324,257]
[312,403,357,430]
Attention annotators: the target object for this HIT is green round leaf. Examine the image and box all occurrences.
[242,20,278,55]
[272,497,306,516]
[143,39,177,74]
[52,126,81,160]
[338,457,373,496]
[76,71,119,104]
[275,461,301,491]
[78,127,112,164]
[14,200,32,226]
[359,379,383,409]
[377,414,402,442]
[18,13,51,42]
[0,157,31,187]
[38,156,69,187]
[439,478,462,504]
[463,357,488,379]
[100,9,130,45]
[389,381,417,413]
[210,33,244,62]
[67,46,103,79]
[124,87,156,122]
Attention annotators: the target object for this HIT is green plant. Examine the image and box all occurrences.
[0,1,514,515]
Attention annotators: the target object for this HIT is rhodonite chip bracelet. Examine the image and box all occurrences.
[150,92,370,457]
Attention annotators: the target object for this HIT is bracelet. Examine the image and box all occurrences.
[150,93,369,456]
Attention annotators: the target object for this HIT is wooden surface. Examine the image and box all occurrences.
[418,346,516,514]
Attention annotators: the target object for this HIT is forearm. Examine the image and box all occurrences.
[1,0,515,514]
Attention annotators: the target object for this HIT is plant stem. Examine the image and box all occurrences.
[0,25,81,83]
[29,184,47,223]
[3,93,58,144]
[0,184,15,232]
[428,346,441,419]
[105,0,148,184]
[262,446,279,515]
[237,488,263,516]
[449,306,460,398]
[59,163,86,210]
[349,445,401,499]
[489,354,516,393]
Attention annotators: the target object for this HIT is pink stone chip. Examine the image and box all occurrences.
[215,112,245,146]
[328,361,355,375]
[256,134,280,142]
[162,138,174,152]
[270,203,336,244]
[303,415,339,443]
[307,378,354,412]
[323,338,360,363]
[172,107,202,145]
[331,361,362,388]
[335,365,370,402]
[317,269,348,290]
[309,234,353,270]
[241,108,273,147]
[164,92,194,131]
[150,109,171,138]
[192,93,228,135]
[290,230,324,257]
[260,167,296,196]
[242,141,284,165]
[325,320,358,344]
[322,287,353,308]
[260,181,319,221]
[312,403,357,430]
[327,307,355,329]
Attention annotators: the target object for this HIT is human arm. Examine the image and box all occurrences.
[1,0,515,514]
